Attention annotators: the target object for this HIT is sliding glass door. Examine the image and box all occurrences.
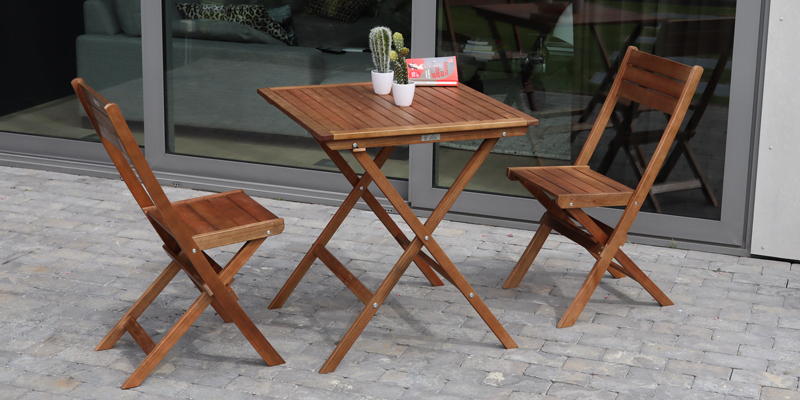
[410,0,759,248]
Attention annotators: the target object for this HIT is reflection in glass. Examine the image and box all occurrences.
[436,0,735,220]
[163,0,411,179]
[0,0,144,145]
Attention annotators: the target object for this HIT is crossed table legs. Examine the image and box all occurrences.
[269,138,518,373]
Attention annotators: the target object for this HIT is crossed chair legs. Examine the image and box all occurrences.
[95,239,284,389]
[503,183,673,328]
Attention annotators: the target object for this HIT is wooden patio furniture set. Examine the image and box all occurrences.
[72,44,703,388]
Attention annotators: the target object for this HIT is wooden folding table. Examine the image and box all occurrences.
[258,82,537,373]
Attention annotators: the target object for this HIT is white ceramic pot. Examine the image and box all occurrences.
[371,70,394,95]
[391,82,415,107]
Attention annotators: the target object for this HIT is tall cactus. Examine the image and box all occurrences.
[368,26,392,73]
[391,32,410,84]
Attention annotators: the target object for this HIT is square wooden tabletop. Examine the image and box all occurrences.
[258,83,537,150]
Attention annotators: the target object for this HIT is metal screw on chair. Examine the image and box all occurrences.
[634,201,639,206]
[372,303,378,308]
[360,186,364,190]
[502,132,507,137]
[192,249,197,254]
[267,230,271,235]
[469,293,474,298]
[352,143,357,148]
[424,236,429,241]
[569,202,573,207]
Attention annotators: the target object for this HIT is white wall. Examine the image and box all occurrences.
[751,0,800,260]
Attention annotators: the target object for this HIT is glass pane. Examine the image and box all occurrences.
[162,1,411,179]
[0,0,145,146]
[435,0,735,220]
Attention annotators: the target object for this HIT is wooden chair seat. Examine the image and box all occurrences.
[508,165,634,209]
[145,190,284,250]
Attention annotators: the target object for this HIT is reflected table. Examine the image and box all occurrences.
[258,82,537,373]
[474,2,658,120]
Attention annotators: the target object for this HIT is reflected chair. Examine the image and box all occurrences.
[595,18,734,211]
[72,78,285,388]
[502,47,703,328]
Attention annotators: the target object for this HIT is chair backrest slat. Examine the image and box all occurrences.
[622,64,686,99]
[627,49,693,82]
[617,80,678,115]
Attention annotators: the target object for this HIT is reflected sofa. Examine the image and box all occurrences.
[76,0,410,137]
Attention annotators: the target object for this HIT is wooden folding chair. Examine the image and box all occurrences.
[502,47,703,328]
[72,78,285,388]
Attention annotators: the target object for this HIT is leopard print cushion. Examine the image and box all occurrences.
[303,0,373,23]
[176,3,292,45]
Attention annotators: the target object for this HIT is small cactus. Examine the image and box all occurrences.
[369,26,392,74]
[391,32,410,84]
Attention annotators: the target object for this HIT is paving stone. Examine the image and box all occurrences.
[692,376,761,398]
[627,366,693,388]
[760,387,800,400]
[588,374,658,397]
[602,350,668,370]
[523,364,591,386]
[654,385,725,400]
[561,357,630,378]
[546,382,617,400]
[730,369,798,390]
[702,352,769,372]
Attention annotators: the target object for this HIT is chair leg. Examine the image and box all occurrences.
[503,221,552,289]
[96,262,181,351]
[122,292,213,389]
[614,250,673,306]
[558,254,613,328]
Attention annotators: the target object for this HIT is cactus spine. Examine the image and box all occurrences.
[369,27,392,74]
[391,32,410,84]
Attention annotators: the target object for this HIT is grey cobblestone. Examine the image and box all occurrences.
[1,166,800,399]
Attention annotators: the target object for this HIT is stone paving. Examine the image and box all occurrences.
[1,165,800,399]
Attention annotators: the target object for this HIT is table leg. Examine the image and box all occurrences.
[320,146,444,287]
[318,141,516,372]
[269,146,442,310]
[268,148,390,309]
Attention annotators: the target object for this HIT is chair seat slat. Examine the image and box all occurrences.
[227,191,279,221]
[544,167,613,195]
[187,199,239,231]
[207,195,260,225]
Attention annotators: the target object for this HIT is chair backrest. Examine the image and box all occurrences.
[71,78,196,251]
[575,47,703,219]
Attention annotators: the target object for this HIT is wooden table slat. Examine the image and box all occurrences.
[338,86,415,127]
[279,90,351,133]
[297,88,373,130]
[317,87,394,129]
[348,85,432,126]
